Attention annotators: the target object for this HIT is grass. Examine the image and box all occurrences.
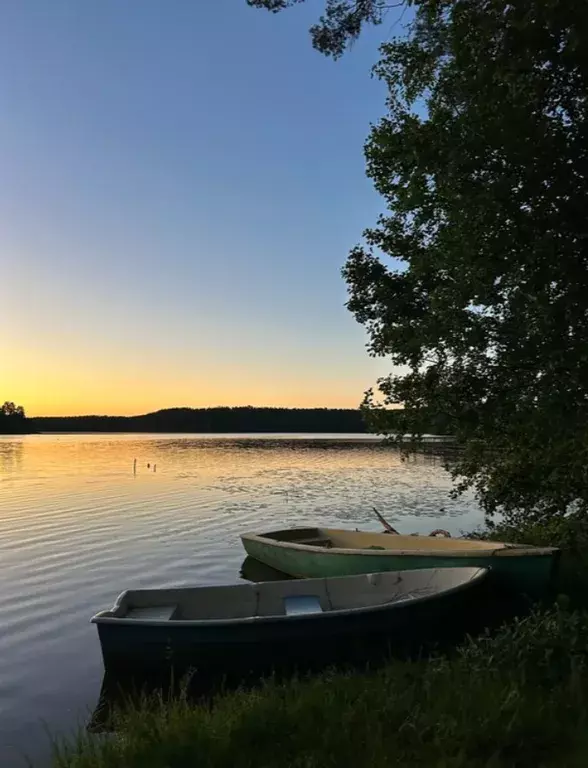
[51,520,588,768]
[52,606,588,768]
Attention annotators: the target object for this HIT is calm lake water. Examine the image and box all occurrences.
[0,433,482,766]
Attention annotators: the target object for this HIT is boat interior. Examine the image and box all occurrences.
[260,527,510,552]
[97,567,484,623]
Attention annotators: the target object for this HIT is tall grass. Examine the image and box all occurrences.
[52,605,588,768]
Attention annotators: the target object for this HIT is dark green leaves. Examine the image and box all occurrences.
[0,401,27,434]
[249,0,588,523]
[247,0,399,57]
[344,0,588,523]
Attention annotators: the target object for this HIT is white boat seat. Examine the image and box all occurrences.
[283,595,323,616]
[126,605,178,621]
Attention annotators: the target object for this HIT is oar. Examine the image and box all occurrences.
[372,507,400,535]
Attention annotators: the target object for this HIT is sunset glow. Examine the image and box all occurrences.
[0,1,392,417]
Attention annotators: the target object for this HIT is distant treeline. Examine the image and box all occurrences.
[31,407,369,433]
[2,404,455,436]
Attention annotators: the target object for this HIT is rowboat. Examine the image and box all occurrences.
[240,527,559,595]
[91,567,487,673]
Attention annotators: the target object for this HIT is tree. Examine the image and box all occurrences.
[0,401,27,433]
[1,402,25,418]
[251,0,588,526]
[344,0,588,526]
[247,0,400,58]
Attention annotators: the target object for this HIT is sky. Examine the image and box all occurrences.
[0,0,404,417]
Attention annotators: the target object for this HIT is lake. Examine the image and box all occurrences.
[0,433,481,766]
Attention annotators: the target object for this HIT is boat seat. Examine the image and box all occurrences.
[126,605,178,621]
[283,595,323,616]
[295,537,332,548]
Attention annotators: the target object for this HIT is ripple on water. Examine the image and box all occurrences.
[0,434,480,767]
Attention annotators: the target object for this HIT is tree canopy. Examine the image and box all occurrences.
[251,0,588,525]
[247,0,398,57]
[0,401,28,434]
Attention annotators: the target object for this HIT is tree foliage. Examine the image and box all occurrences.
[0,401,27,433]
[250,0,588,525]
[247,0,399,58]
[341,0,588,524]
[1,401,25,418]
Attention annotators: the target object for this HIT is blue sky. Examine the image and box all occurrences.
[0,0,403,415]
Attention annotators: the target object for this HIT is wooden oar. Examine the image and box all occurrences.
[372,507,400,535]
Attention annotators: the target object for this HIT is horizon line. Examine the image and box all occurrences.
[29,404,371,419]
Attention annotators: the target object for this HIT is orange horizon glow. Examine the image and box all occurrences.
[0,1,401,430]
[18,393,369,419]
[3,378,370,417]
[21,403,366,419]
[3,334,394,418]
[3,357,379,418]
[5,384,375,418]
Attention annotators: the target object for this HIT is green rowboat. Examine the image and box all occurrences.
[240,527,559,595]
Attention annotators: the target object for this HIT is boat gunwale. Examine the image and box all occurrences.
[241,530,559,559]
[90,567,488,628]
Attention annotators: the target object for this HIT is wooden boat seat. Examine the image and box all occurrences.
[283,595,324,616]
[126,605,178,621]
[295,537,332,548]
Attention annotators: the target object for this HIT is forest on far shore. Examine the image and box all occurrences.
[1,405,453,435]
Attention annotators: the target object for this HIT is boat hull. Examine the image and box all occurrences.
[241,535,557,596]
[94,571,488,678]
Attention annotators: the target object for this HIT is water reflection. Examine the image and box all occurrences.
[0,439,23,474]
[0,434,481,767]
[239,555,290,583]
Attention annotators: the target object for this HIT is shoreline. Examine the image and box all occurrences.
[49,519,588,768]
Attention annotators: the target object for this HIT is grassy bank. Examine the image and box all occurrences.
[52,607,588,768]
[52,522,588,768]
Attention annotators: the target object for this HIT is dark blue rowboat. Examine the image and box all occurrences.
[92,567,488,676]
